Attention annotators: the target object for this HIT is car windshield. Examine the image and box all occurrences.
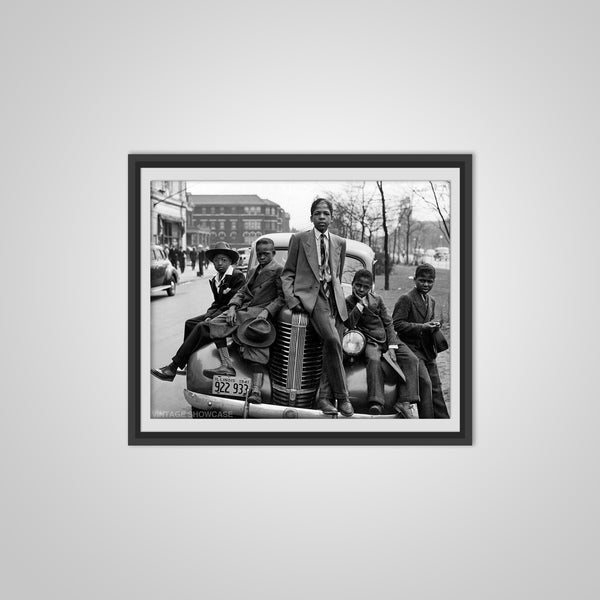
[248,249,367,284]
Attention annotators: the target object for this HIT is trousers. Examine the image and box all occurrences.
[183,313,209,340]
[364,342,421,406]
[172,322,211,368]
[410,349,449,419]
[311,285,348,401]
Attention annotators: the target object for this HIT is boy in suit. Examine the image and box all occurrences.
[151,242,245,381]
[182,242,246,339]
[281,198,353,417]
[345,269,419,417]
[392,264,450,418]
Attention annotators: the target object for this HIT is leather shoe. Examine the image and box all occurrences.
[151,365,176,382]
[394,401,415,419]
[203,365,236,378]
[316,398,338,415]
[369,403,383,416]
[339,398,354,417]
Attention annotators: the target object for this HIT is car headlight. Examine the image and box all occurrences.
[342,330,366,357]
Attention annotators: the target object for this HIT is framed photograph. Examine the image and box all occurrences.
[129,154,472,445]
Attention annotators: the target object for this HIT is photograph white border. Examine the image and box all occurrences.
[139,165,462,434]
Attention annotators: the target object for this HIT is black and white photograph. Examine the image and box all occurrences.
[130,154,472,444]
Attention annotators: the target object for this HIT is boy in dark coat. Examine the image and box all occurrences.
[345,269,419,417]
[392,264,449,418]
[182,243,246,339]
[152,242,245,379]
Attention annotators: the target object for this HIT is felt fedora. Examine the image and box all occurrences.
[205,242,239,263]
[234,316,276,348]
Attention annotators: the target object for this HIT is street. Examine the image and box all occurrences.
[151,267,215,418]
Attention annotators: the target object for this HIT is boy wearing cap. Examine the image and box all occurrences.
[392,264,450,418]
[345,269,420,417]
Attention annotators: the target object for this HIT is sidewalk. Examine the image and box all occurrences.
[176,263,216,285]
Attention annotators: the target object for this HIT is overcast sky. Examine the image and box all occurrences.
[185,180,449,231]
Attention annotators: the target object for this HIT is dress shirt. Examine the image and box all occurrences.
[212,265,234,289]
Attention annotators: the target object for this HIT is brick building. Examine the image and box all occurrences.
[187,195,290,249]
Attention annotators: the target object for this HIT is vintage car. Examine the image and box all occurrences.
[184,233,408,418]
[150,245,179,296]
[236,246,251,273]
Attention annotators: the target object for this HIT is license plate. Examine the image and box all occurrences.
[212,376,251,398]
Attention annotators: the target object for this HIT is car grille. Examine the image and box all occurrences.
[269,310,323,408]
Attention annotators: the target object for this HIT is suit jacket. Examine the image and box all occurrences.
[228,259,285,318]
[207,268,246,318]
[346,292,400,348]
[392,287,439,359]
[281,230,348,320]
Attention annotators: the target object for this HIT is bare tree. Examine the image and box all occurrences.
[376,181,390,290]
[412,182,450,242]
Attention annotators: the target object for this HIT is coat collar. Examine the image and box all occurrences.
[302,230,321,280]
[409,287,429,318]
[249,258,278,283]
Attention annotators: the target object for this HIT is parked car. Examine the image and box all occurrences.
[236,247,251,273]
[150,245,179,296]
[184,233,405,418]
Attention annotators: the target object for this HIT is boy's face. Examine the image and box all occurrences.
[414,273,435,294]
[255,243,275,267]
[212,253,232,274]
[352,276,372,299]
[310,201,332,233]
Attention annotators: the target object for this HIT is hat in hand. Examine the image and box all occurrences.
[234,316,276,348]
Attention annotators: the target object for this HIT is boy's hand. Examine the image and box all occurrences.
[423,321,441,331]
[226,306,237,325]
[257,309,268,320]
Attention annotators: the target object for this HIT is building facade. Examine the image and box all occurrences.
[151,181,192,248]
[187,195,291,248]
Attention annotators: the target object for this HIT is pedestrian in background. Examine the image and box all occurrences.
[178,247,186,273]
[190,246,198,270]
[168,246,177,268]
[198,245,205,275]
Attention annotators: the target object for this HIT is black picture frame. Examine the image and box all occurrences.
[129,154,472,445]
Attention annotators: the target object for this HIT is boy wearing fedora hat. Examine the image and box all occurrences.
[392,264,450,418]
[151,242,245,381]
[182,242,246,339]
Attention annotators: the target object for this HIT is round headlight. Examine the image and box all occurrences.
[342,330,366,357]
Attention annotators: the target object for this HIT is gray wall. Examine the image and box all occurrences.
[3,1,598,599]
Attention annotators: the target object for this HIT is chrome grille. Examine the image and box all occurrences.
[269,310,323,407]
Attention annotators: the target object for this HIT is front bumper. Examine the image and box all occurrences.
[184,390,399,419]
